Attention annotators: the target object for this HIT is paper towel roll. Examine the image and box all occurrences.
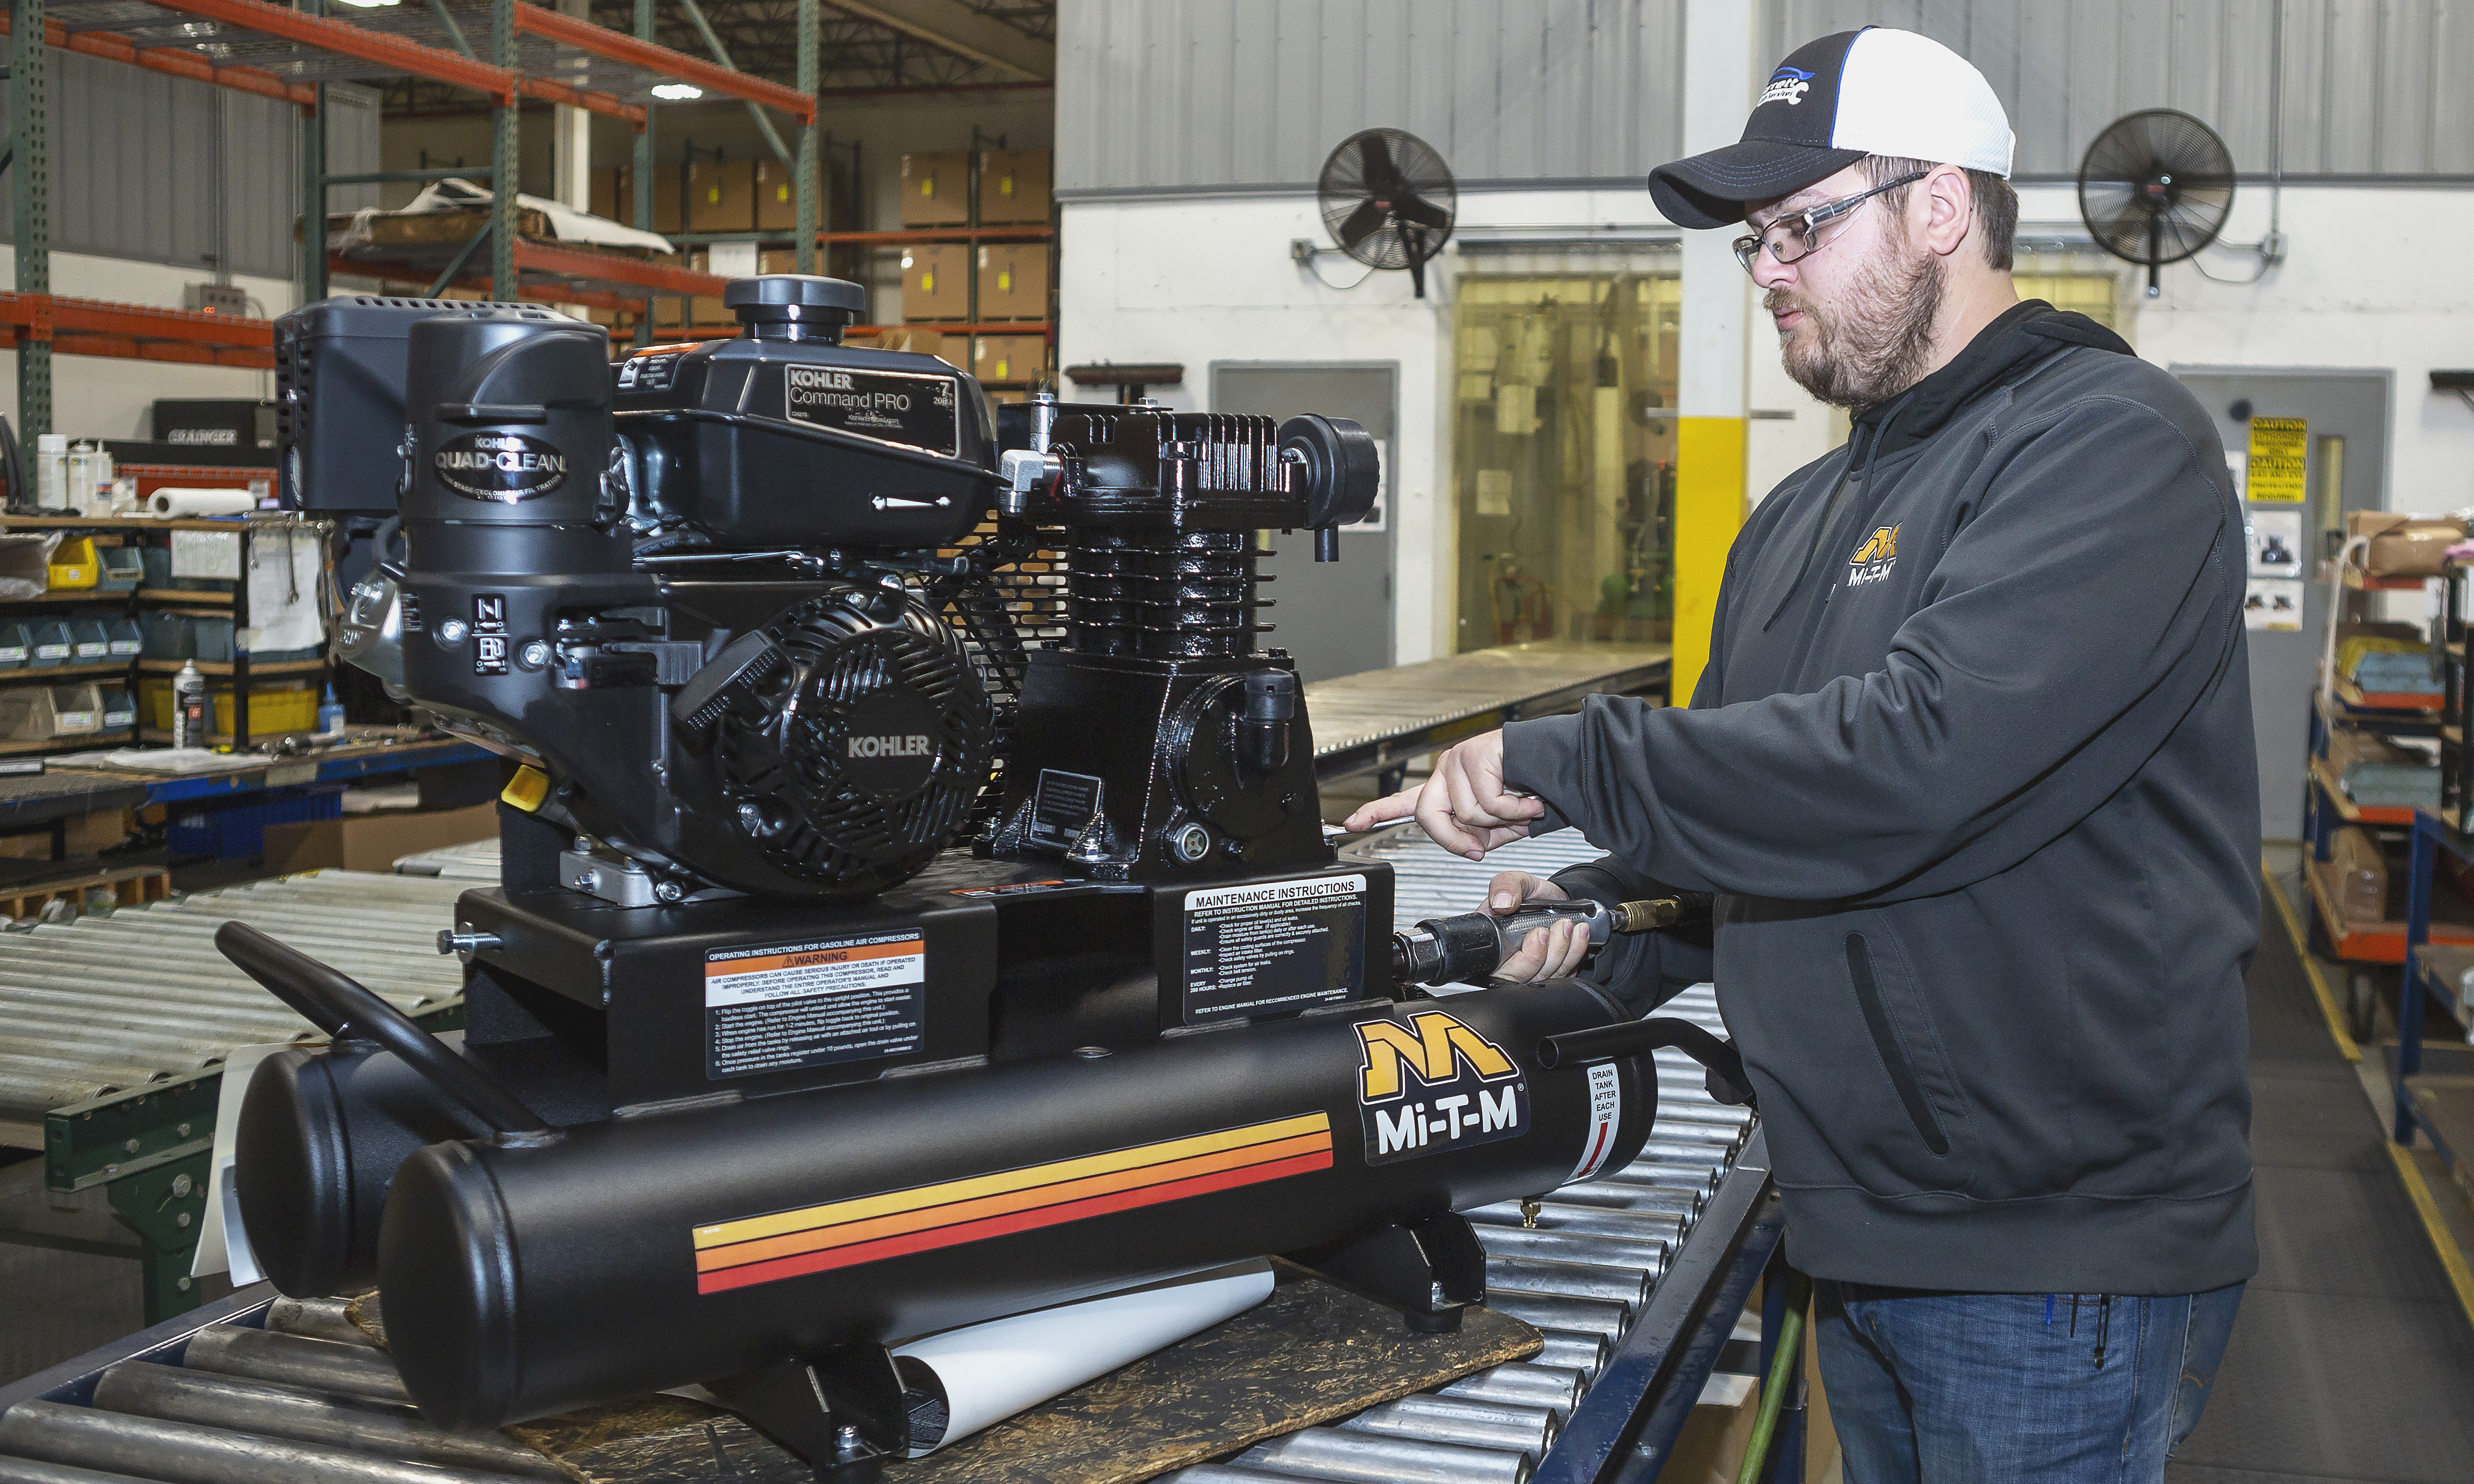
[894,1260,1275,1454]
[149,488,259,516]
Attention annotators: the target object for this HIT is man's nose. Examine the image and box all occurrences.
[1751,251,1796,294]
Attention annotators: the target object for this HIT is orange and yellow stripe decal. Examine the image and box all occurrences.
[690,1112,1334,1295]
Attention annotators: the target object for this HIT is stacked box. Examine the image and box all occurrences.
[977,150,1051,224]
[688,159,756,232]
[972,334,1048,384]
[903,244,969,320]
[901,152,971,226]
[976,244,1049,320]
[755,159,798,231]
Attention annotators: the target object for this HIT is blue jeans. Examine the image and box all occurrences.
[1812,1280,2244,1483]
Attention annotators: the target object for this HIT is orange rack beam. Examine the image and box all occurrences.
[513,4,813,121]
[0,13,316,108]
[0,295,274,370]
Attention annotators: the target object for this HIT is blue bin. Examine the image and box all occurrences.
[166,786,345,860]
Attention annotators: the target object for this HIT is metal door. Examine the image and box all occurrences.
[1209,363,1397,684]
[2172,367,2393,843]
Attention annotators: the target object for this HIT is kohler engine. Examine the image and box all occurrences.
[333,276,1377,900]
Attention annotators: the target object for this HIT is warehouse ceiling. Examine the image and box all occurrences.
[377,0,1054,116]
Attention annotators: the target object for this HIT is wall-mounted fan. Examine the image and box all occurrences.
[1312,128,1456,297]
[2077,109,2237,298]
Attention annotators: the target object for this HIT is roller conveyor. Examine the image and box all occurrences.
[0,872,469,1132]
[1,829,1768,1484]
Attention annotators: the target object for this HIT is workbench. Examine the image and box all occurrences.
[1308,641,1670,791]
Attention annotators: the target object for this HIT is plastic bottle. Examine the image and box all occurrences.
[318,684,345,737]
[172,660,210,749]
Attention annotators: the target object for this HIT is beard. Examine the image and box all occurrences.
[1768,231,1946,410]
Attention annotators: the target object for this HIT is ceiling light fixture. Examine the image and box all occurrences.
[651,82,704,101]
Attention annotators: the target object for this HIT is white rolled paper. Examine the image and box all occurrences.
[149,488,259,516]
[894,1259,1275,1454]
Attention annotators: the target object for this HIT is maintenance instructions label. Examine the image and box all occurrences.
[704,932,926,1079]
[782,366,961,457]
[1179,873,1366,1025]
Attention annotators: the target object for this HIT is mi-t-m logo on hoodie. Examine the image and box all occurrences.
[1847,524,1899,587]
[1758,66,1815,107]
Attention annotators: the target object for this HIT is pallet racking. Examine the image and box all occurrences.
[3,0,829,475]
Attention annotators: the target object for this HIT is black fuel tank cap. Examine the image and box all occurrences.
[725,274,868,314]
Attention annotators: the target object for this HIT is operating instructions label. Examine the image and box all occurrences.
[704,932,925,1079]
[783,366,961,456]
[1179,873,1366,1025]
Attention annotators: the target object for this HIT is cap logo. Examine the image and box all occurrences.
[1759,66,1815,107]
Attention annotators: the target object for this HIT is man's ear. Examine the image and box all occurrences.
[1920,166,1975,259]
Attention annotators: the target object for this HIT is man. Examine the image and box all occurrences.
[1345,28,2257,1481]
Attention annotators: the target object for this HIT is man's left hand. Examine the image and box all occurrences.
[1340,730,1544,860]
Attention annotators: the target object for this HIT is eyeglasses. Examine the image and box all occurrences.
[1731,171,1928,276]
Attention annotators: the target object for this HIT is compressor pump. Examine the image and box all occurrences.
[235,276,1742,1472]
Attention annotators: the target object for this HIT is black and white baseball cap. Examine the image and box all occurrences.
[1648,27,2015,230]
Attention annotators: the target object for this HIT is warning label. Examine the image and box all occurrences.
[704,932,926,1079]
[1180,873,1366,1025]
[1569,1062,1624,1182]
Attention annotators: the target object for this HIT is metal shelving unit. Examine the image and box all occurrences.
[3,0,827,478]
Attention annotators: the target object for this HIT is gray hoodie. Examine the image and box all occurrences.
[1503,301,2259,1296]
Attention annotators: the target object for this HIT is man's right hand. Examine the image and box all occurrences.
[1487,871,1589,983]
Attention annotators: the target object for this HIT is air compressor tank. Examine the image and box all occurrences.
[369,980,1656,1433]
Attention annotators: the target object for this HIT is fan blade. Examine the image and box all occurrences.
[1358,133,1402,195]
[1335,198,1389,254]
[1390,188,1451,231]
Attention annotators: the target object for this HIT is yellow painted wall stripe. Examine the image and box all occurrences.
[693,1112,1332,1250]
[2260,859,2362,1063]
[2384,1141,2474,1330]
[1672,416,1747,707]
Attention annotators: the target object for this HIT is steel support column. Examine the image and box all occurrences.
[490,0,519,301]
[11,0,50,467]
[632,0,656,347]
[300,1,327,308]
[796,0,819,275]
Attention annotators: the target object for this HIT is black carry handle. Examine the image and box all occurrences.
[216,920,551,1136]
[1537,1016,1756,1109]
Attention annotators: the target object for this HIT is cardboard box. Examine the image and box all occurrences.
[876,328,967,370]
[901,151,971,226]
[976,244,1049,320]
[687,250,729,327]
[755,158,799,231]
[263,803,499,876]
[759,249,805,275]
[590,165,622,221]
[903,243,969,320]
[974,333,1047,384]
[977,149,1051,224]
[2348,511,2468,578]
[652,164,684,234]
[687,159,754,232]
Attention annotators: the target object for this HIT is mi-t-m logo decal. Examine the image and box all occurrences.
[1354,1010,1529,1166]
[1847,524,1899,588]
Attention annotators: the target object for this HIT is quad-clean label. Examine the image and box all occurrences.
[1180,873,1365,1024]
[783,366,961,457]
[433,432,568,503]
[704,932,925,1079]
[1355,1009,1529,1166]
[1569,1062,1624,1181]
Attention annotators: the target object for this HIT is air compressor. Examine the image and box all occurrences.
[233,276,1739,1471]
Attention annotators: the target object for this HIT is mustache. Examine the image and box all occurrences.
[1763,290,1812,318]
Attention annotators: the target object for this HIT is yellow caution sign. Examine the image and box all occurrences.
[2246,417,2307,504]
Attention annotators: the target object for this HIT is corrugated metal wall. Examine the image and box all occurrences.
[0,60,378,279]
[1766,0,2474,178]
[1058,0,1686,193]
[1061,0,2474,193]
